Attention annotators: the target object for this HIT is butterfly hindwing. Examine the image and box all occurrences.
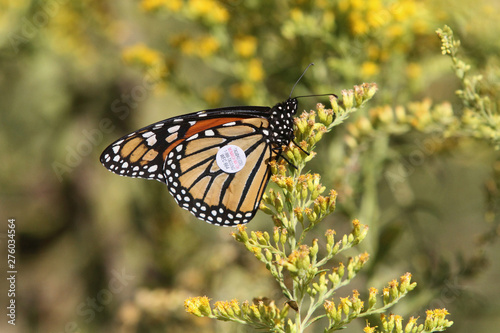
[164,118,275,226]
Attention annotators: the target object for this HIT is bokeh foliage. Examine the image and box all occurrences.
[1,0,499,332]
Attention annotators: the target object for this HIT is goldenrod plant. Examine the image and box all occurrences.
[436,25,500,148]
[184,84,453,332]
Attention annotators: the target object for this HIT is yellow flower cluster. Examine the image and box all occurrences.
[281,5,336,39]
[338,0,429,36]
[230,82,254,100]
[121,44,168,89]
[229,59,265,100]
[338,0,388,35]
[185,295,287,329]
[234,35,258,58]
[178,35,220,58]
[140,0,182,12]
[247,59,264,82]
[202,86,222,106]
[363,307,452,333]
[345,99,456,149]
[122,43,163,67]
[187,0,229,23]
[141,0,228,23]
[184,296,212,317]
[333,0,434,80]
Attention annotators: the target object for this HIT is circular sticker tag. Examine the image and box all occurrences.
[216,145,247,173]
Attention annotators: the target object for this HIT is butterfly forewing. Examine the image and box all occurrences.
[100,107,271,182]
[100,99,298,226]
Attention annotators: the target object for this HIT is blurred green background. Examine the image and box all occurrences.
[1,0,499,332]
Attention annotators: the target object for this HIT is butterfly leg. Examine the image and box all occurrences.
[292,140,310,156]
[271,147,298,170]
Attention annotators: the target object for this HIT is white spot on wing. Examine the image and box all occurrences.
[187,133,199,141]
[146,135,157,146]
[168,125,180,133]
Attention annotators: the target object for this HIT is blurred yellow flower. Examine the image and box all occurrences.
[188,0,229,23]
[390,0,417,22]
[121,44,167,91]
[198,36,220,57]
[338,0,350,12]
[412,19,429,34]
[409,98,432,130]
[248,59,264,82]
[235,35,258,58]
[212,6,229,23]
[406,62,421,79]
[203,87,223,105]
[322,10,336,30]
[349,12,369,35]
[230,82,254,100]
[386,23,404,38]
[366,0,382,11]
[315,0,328,9]
[140,0,159,11]
[367,9,388,29]
[361,61,379,77]
[290,8,304,22]
[178,35,219,58]
[122,43,163,67]
[350,0,364,10]
[180,39,196,55]
[188,0,211,15]
[367,44,380,60]
[141,0,182,12]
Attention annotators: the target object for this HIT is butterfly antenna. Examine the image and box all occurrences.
[289,63,314,98]
[294,93,338,99]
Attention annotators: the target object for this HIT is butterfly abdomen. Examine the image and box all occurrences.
[268,98,298,147]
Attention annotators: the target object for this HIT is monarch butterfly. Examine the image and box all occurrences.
[100,64,327,226]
